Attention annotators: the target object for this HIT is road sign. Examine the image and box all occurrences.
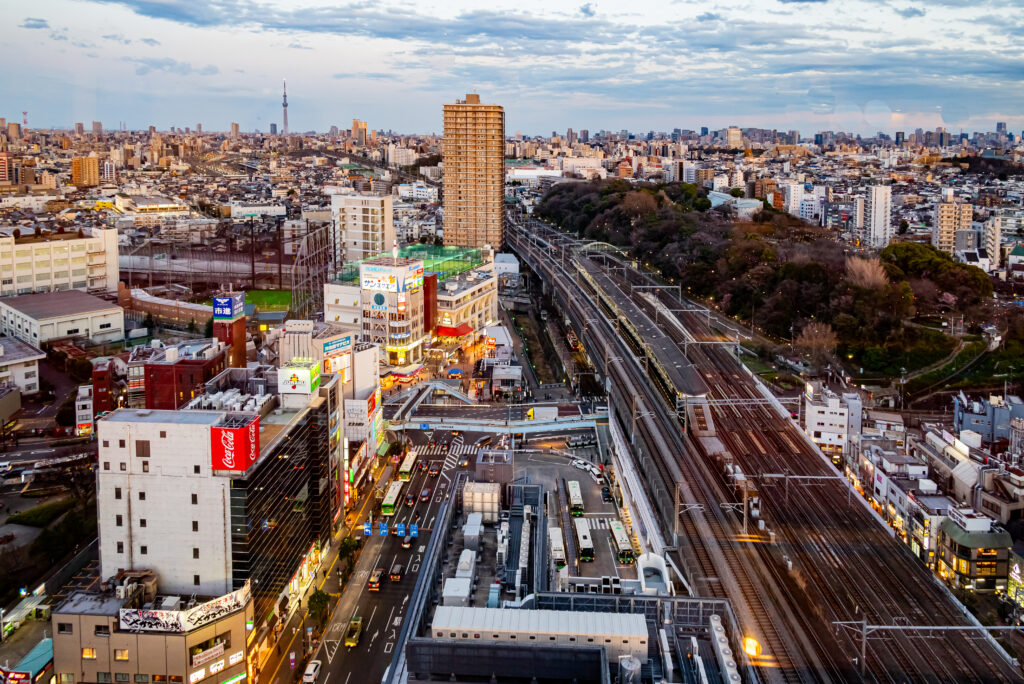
[289,652,295,669]
[379,522,388,536]
[397,523,405,536]
[364,522,372,536]
[419,423,430,431]
[410,523,418,537]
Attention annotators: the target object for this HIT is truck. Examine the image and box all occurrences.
[527,406,558,421]
[344,616,363,648]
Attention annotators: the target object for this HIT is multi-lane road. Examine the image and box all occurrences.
[508,215,1024,682]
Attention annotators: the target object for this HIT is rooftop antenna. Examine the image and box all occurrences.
[392,239,398,266]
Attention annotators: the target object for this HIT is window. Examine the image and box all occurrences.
[191,494,198,505]
[192,521,199,532]
[116,541,124,553]
[59,675,75,684]
[103,440,109,447]
[194,465,200,474]
[136,440,150,459]
[153,677,167,683]
[140,519,147,528]
[119,439,125,448]
[97,674,111,683]
[103,462,110,471]
[160,431,166,438]
[141,546,148,555]
[116,514,123,526]
[193,548,199,559]
[57,622,73,634]
[135,676,149,683]
[114,487,121,500]
[142,462,149,473]
[115,675,130,682]
[120,462,126,471]
[114,649,129,661]
[95,624,110,636]
[194,575,200,586]
[82,647,97,659]
[139,491,146,501]
[99,323,112,330]
[169,678,183,683]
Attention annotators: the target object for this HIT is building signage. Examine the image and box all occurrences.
[189,669,205,684]
[228,651,244,666]
[361,264,397,292]
[278,360,321,394]
[397,295,406,314]
[192,642,225,668]
[212,293,245,321]
[209,660,226,675]
[120,582,251,633]
[211,416,260,472]
[1010,555,1024,608]
[323,335,353,356]
[0,671,31,684]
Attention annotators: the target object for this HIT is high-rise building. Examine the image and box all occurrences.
[725,127,742,148]
[329,192,395,266]
[71,156,100,187]
[196,123,202,133]
[230,122,239,139]
[92,121,102,135]
[997,122,1008,135]
[700,126,709,137]
[932,190,973,255]
[895,131,905,145]
[352,119,368,147]
[579,129,589,143]
[74,122,84,136]
[7,122,21,140]
[442,93,505,248]
[865,185,893,248]
[0,152,9,183]
[270,123,278,135]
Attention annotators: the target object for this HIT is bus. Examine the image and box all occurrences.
[567,480,584,517]
[381,481,403,516]
[548,527,566,569]
[609,520,635,564]
[573,518,594,562]
[398,452,417,481]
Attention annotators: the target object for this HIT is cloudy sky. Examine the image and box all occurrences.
[2,0,1023,136]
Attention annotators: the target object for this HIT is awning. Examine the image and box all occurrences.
[376,441,390,456]
[435,323,473,337]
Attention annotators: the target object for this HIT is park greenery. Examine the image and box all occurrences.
[535,179,996,378]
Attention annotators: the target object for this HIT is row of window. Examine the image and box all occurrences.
[59,674,179,683]
[437,631,643,646]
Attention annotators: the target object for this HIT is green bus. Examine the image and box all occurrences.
[381,481,403,516]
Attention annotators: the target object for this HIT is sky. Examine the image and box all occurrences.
[2,0,1023,137]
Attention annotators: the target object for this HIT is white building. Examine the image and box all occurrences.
[435,265,498,343]
[228,201,287,219]
[0,227,119,297]
[0,290,124,345]
[783,182,804,216]
[803,381,862,459]
[76,384,94,436]
[0,335,45,394]
[395,181,439,203]
[866,185,893,248]
[330,192,395,265]
[492,253,520,276]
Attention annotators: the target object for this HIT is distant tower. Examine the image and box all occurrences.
[282,79,288,136]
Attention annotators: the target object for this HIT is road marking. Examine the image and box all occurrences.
[344,673,352,684]
[366,604,378,630]
[384,642,394,654]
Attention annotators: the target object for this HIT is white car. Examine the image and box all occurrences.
[303,661,322,683]
[572,460,589,470]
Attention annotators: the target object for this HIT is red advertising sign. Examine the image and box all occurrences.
[211,416,260,471]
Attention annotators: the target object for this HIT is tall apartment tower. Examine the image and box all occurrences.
[443,93,505,248]
[282,78,289,136]
[352,119,368,147]
[71,156,100,187]
[865,185,893,249]
[92,121,102,135]
[330,193,395,267]
[932,189,973,255]
[230,122,240,139]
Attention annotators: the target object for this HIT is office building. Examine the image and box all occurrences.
[230,122,239,139]
[0,226,120,296]
[329,192,395,266]
[933,191,973,255]
[865,185,893,248]
[443,93,505,248]
[74,122,85,136]
[143,339,232,410]
[352,119,368,147]
[71,156,100,187]
[92,121,102,135]
[725,127,742,148]
[0,289,124,345]
[270,122,278,135]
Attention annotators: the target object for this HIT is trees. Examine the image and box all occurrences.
[308,588,330,626]
[794,322,839,372]
[203,317,214,338]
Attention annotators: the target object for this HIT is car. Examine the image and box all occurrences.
[572,460,589,470]
[429,463,441,477]
[344,617,363,648]
[404,493,415,507]
[368,568,384,591]
[458,455,470,467]
[302,661,322,683]
[420,488,431,502]
[473,435,493,448]
[390,564,404,582]
[450,430,461,435]
[418,460,429,472]
[402,535,413,549]
[441,443,449,452]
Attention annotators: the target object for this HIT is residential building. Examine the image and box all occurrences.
[352,119,368,147]
[936,507,1011,593]
[933,196,973,255]
[329,192,395,266]
[76,384,94,436]
[865,185,893,248]
[443,93,505,248]
[0,226,120,296]
[71,156,100,187]
[0,290,125,345]
[434,263,498,352]
[953,393,1024,444]
[230,122,239,139]
[0,334,45,395]
[725,127,742,148]
[143,339,231,410]
[802,381,862,460]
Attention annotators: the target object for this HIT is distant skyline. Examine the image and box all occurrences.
[2,0,1023,137]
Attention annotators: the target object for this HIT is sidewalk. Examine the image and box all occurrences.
[254,464,393,684]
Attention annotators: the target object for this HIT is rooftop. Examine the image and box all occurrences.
[0,290,122,320]
[333,244,486,285]
[0,335,46,364]
[103,408,223,426]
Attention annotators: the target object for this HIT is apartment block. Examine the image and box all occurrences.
[443,93,505,248]
[0,226,120,296]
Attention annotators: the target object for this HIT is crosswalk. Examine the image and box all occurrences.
[416,442,477,459]
[582,516,619,530]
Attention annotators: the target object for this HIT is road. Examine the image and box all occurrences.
[509,216,1024,682]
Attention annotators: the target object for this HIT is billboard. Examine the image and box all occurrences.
[361,264,397,292]
[211,416,259,471]
[120,582,251,633]
[212,293,245,321]
[279,359,322,394]
[323,334,353,357]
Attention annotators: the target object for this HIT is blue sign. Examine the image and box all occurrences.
[363,522,372,536]
[212,292,244,320]
[419,424,430,431]
[323,335,352,356]
[397,523,405,536]
[410,524,418,538]
[379,522,388,536]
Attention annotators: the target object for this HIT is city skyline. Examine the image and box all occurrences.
[3,0,1023,136]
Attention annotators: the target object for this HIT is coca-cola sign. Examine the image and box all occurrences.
[211,416,259,471]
